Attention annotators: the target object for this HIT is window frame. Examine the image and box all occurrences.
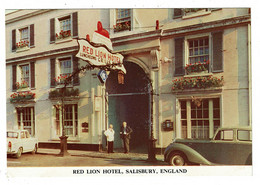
[15,25,31,50]
[54,104,78,137]
[17,62,31,88]
[55,56,73,85]
[17,107,35,136]
[184,33,212,75]
[55,14,72,41]
[113,9,133,33]
[178,97,221,139]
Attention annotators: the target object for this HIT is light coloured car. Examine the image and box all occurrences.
[164,127,252,166]
[7,130,38,158]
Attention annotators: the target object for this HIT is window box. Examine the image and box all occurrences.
[172,75,224,91]
[49,88,79,99]
[10,91,35,103]
[185,61,209,75]
[113,21,131,33]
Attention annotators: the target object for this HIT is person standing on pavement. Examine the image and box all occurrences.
[104,124,115,153]
[120,122,133,154]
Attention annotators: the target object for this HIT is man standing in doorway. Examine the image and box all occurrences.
[120,122,133,154]
[104,124,115,153]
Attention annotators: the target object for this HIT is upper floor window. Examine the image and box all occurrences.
[188,37,209,64]
[50,56,79,87]
[174,32,223,76]
[50,12,78,43]
[59,16,71,32]
[12,62,35,91]
[173,8,220,19]
[114,9,131,33]
[12,24,34,52]
[20,27,29,42]
[20,64,30,85]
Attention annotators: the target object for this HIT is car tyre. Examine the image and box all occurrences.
[15,147,22,158]
[169,152,187,166]
[32,144,37,154]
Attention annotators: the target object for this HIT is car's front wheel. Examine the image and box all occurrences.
[169,152,187,166]
[15,147,23,158]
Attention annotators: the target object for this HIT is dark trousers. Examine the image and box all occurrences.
[122,135,130,153]
[107,141,114,153]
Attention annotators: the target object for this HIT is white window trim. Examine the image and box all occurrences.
[110,9,134,35]
[15,25,31,52]
[176,94,222,139]
[55,56,73,87]
[17,62,31,90]
[51,103,79,140]
[184,33,213,76]
[54,13,73,43]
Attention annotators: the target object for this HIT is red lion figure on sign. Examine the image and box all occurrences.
[95,21,110,38]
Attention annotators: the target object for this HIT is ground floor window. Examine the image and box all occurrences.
[180,98,220,139]
[17,107,35,136]
[55,104,78,136]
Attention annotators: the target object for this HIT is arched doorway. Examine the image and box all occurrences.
[105,61,150,153]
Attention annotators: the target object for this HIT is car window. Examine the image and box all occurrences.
[214,130,233,141]
[20,131,25,139]
[7,132,18,138]
[237,130,252,141]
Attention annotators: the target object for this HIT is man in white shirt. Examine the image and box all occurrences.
[104,124,115,153]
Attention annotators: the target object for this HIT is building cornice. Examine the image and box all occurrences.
[110,15,250,46]
[5,9,54,24]
[162,15,251,38]
[6,46,78,64]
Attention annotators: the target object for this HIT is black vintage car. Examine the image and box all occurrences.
[164,127,252,166]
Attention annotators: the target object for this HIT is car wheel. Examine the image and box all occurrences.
[32,144,37,154]
[169,152,187,166]
[15,147,23,158]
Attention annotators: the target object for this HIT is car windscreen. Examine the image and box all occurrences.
[7,132,18,138]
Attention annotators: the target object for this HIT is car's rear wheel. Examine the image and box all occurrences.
[15,147,23,158]
[169,152,187,166]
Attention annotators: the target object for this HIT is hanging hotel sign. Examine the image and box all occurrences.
[76,21,126,74]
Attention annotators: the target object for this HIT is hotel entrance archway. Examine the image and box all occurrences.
[105,61,150,153]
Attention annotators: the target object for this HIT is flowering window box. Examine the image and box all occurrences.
[16,81,30,92]
[16,40,30,52]
[54,74,72,87]
[172,75,224,91]
[10,91,35,103]
[56,30,71,40]
[113,21,131,33]
[185,61,209,75]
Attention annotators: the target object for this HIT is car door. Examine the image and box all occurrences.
[20,131,28,152]
[209,129,241,165]
[24,130,34,151]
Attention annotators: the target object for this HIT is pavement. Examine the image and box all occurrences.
[37,148,165,164]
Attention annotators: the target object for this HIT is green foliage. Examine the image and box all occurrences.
[172,76,224,90]
[49,88,79,99]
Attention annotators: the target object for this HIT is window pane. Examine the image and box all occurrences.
[213,109,220,118]
[191,110,196,118]
[181,110,187,119]
[237,130,251,141]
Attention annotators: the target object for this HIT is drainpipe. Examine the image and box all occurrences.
[248,23,252,126]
